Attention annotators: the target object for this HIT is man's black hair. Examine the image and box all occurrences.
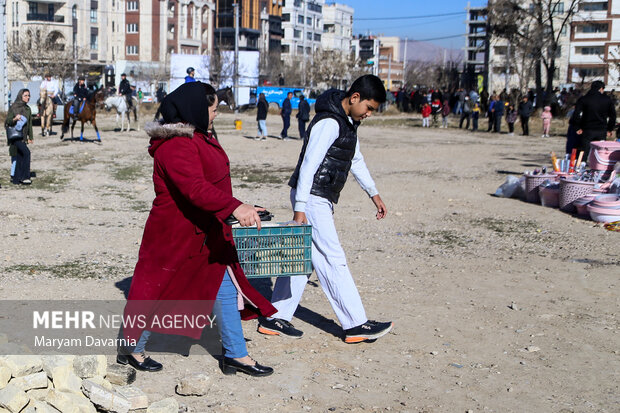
[345,75,387,103]
[591,80,605,91]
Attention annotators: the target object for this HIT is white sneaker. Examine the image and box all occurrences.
[254,136,261,141]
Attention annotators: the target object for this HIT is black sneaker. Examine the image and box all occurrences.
[344,320,393,344]
[257,317,303,338]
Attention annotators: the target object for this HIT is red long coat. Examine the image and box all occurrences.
[126,122,276,340]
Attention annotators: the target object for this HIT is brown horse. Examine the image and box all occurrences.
[38,89,54,136]
[61,87,105,142]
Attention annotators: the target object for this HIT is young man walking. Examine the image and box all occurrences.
[258,75,393,344]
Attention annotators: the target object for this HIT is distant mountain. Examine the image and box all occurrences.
[402,41,462,63]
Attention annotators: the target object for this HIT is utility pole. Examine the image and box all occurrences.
[505,40,511,93]
[387,53,392,91]
[0,0,8,110]
[402,37,407,85]
[233,1,239,113]
[302,0,307,86]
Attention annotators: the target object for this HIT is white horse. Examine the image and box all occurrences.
[104,96,139,132]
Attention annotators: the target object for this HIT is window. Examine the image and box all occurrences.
[13,1,19,27]
[168,1,175,12]
[294,29,301,38]
[90,9,97,23]
[581,1,608,11]
[72,5,77,19]
[127,23,138,33]
[29,2,36,15]
[574,67,604,78]
[494,46,507,55]
[127,1,138,11]
[306,17,311,25]
[90,34,98,50]
[314,33,321,42]
[112,21,115,32]
[561,25,567,36]
[297,45,303,54]
[551,2,564,15]
[580,23,608,33]
[294,0,302,7]
[298,15,304,24]
[12,31,19,46]
[579,46,604,55]
[308,2,321,13]
[282,44,290,53]
[282,13,290,22]
[127,45,138,55]
[307,31,312,40]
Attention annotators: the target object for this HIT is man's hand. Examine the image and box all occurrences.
[232,204,266,230]
[292,211,307,224]
[576,129,583,135]
[13,115,20,122]
[371,194,387,220]
[27,139,33,144]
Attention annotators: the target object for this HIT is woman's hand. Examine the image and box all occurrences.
[232,204,265,230]
[13,115,20,122]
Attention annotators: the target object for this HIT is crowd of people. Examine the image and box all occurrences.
[393,84,619,145]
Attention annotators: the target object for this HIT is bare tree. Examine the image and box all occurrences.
[206,49,235,88]
[259,50,283,85]
[489,0,579,105]
[308,49,355,90]
[8,26,86,84]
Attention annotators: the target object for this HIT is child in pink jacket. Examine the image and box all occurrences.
[541,106,552,138]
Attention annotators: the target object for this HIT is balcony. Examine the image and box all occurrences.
[27,13,64,23]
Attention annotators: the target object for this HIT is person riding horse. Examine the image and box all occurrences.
[118,73,134,110]
[41,73,61,114]
[72,76,89,117]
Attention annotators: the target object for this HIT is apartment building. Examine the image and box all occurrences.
[463,4,489,92]
[6,0,215,89]
[281,0,324,59]
[378,45,404,90]
[568,0,620,88]
[321,2,353,53]
[351,35,380,76]
[215,0,262,51]
[259,0,284,56]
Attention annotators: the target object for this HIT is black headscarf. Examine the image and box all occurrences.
[158,82,216,134]
[10,89,31,119]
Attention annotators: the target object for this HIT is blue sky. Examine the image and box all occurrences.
[335,0,487,49]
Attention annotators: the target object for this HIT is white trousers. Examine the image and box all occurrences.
[270,190,368,330]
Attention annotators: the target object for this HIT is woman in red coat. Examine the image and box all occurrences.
[119,82,277,377]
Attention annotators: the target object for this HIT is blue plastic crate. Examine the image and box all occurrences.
[233,224,312,278]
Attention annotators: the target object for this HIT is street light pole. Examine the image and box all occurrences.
[233,1,239,113]
[0,0,9,110]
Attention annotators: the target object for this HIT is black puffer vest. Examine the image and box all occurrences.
[288,89,359,204]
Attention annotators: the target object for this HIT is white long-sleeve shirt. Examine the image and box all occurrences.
[293,117,378,212]
[40,78,59,97]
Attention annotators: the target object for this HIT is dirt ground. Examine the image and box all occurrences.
[1,108,618,413]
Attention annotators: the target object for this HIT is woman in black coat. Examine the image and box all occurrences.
[5,89,33,185]
[256,93,269,141]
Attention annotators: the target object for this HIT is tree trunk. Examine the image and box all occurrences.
[535,53,543,108]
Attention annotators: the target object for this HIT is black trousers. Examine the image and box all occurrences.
[520,116,529,135]
[298,118,307,139]
[487,113,494,131]
[459,113,470,129]
[508,122,514,133]
[494,114,502,132]
[577,129,607,156]
[12,140,31,184]
[281,115,290,138]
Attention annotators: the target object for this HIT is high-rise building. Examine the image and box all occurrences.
[351,35,380,76]
[6,0,216,91]
[281,0,324,59]
[463,3,489,92]
[215,0,261,51]
[259,0,283,56]
[321,2,353,53]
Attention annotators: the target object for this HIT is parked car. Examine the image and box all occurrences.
[142,92,154,103]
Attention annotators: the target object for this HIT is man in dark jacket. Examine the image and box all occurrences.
[296,95,311,139]
[280,92,293,140]
[571,80,617,154]
[493,97,505,133]
[518,96,534,135]
[118,73,134,109]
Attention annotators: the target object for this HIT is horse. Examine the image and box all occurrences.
[38,89,54,136]
[61,87,105,142]
[217,87,236,110]
[104,96,140,132]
